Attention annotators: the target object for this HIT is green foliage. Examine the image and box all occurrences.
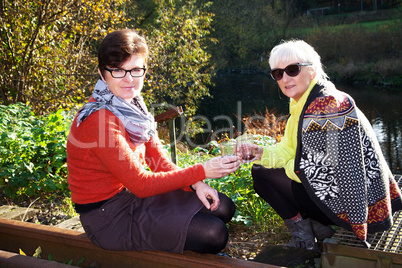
[0,103,73,198]
[130,0,215,136]
[176,146,214,168]
[304,20,402,64]
[301,19,402,85]
[176,136,282,231]
[1,0,400,125]
[0,0,128,114]
[1,0,217,138]
[201,0,287,68]
[206,136,281,231]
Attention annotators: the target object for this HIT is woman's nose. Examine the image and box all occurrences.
[123,73,134,82]
[282,72,292,82]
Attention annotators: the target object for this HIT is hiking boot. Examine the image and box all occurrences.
[311,219,335,241]
[284,218,319,252]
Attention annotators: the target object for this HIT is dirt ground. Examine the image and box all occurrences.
[224,222,290,260]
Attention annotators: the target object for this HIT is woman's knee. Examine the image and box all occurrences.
[251,164,266,182]
[251,164,268,192]
[205,218,229,252]
[200,192,236,223]
[185,213,228,254]
[218,193,236,223]
[252,166,290,199]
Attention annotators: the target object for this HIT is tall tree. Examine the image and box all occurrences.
[128,0,215,137]
[0,0,128,113]
[201,0,287,68]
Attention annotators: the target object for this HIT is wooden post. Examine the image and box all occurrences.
[154,106,183,164]
[167,119,177,164]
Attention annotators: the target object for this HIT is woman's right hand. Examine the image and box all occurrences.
[238,144,263,161]
[201,155,240,178]
[191,181,220,211]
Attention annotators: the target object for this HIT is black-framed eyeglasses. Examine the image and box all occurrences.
[103,67,147,78]
[270,63,312,81]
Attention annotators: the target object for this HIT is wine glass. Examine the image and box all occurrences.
[220,140,237,157]
[236,134,256,163]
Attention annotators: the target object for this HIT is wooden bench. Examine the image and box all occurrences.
[0,218,277,267]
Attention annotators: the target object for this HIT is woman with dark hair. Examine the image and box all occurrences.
[240,39,402,251]
[67,29,239,254]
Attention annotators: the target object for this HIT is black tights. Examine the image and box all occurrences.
[252,165,335,225]
[184,192,235,254]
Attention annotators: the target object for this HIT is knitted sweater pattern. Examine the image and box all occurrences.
[295,84,402,247]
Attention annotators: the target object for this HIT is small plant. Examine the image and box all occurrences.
[241,107,286,141]
[205,151,282,232]
[0,103,74,199]
[19,246,85,266]
[19,246,42,258]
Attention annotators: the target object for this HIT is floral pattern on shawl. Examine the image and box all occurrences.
[296,85,402,248]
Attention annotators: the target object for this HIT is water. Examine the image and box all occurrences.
[193,74,401,174]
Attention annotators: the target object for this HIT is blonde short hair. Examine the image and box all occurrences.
[269,39,329,86]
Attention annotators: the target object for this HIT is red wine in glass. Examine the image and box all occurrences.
[242,154,255,162]
[239,143,256,163]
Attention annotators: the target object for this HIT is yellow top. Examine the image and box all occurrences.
[254,79,317,183]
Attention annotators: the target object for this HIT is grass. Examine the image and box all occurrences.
[287,18,399,37]
[279,10,402,88]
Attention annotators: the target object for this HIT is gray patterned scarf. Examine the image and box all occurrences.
[76,79,155,146]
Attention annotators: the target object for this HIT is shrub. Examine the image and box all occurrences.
[0,103,74,198]
[0,103,284,230]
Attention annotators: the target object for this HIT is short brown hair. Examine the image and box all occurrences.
[98,29,148,77]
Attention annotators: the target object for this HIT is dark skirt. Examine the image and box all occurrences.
[79,189,204,253]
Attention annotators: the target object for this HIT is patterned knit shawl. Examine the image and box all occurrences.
[76,79,155,146]
[296,84,402,248]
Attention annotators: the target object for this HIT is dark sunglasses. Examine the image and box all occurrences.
[270,63,312,81]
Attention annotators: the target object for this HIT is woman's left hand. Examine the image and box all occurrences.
[191,181,220,211]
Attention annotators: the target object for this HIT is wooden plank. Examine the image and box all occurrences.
[154,106,183,123]
[0,218,277,268]
[0,206,38,221]
[322,237,402,266]
[0,249,75,268]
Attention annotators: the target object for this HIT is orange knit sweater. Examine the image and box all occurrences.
[67,106,205,204]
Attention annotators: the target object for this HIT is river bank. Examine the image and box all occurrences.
[215,64,402,90]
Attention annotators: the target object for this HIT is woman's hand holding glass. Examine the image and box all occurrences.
[236,134,264,163]
[198,155,239,211]
[254,145,264,160]
[201,155,240,178]
[237,143,264,162]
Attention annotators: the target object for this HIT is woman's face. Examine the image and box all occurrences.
[99,54,146,103]
[275,59,315,102]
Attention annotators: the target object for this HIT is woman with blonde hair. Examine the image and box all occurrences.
[243,39,402,251]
